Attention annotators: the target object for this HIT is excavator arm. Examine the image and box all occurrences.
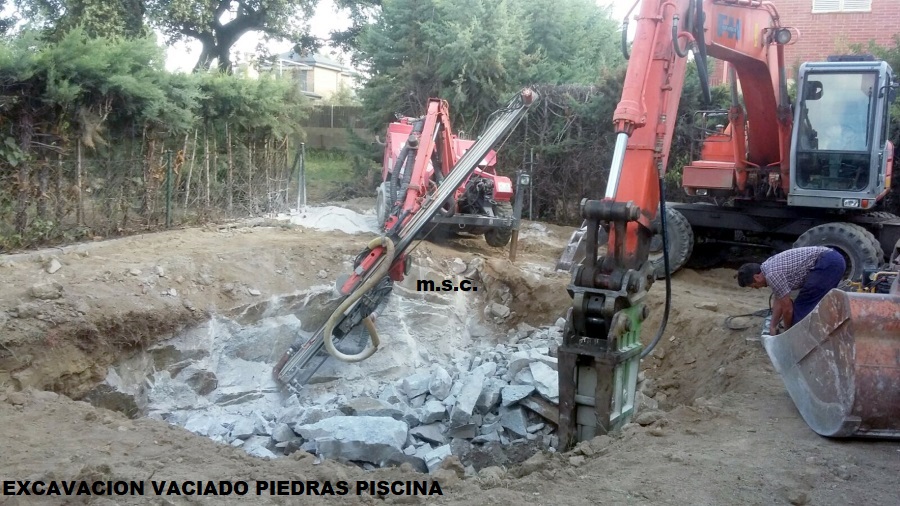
[558,0,791,446]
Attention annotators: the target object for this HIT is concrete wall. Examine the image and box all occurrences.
[304,127,372,150]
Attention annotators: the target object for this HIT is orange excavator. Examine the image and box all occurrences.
[557,0,900,447]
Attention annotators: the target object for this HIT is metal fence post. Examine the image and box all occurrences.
[297,142,307,209]
[166,150,172,228]
[528,148,534,221]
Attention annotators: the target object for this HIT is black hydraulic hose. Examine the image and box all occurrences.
[672,15,689,58]
[641,177,671,359]
[621,19,630,60]
[389,144,410,204]
[399,120,424,198]
[694,1,712,105]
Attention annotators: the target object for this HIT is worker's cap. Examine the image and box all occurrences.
[736,263,761,287]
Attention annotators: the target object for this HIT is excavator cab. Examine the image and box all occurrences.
[789,58,895,208]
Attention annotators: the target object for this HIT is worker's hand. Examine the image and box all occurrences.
[769,327,781,336]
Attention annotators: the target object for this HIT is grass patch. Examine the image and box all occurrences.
[303,148,380,203]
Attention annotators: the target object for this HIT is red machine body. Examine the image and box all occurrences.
[376,98,520,249]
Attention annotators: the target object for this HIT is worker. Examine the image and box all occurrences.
[736,246,846,334]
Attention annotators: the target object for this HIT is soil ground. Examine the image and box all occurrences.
[1,203,898,505]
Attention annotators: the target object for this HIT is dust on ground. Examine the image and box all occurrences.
[1,205,898,505]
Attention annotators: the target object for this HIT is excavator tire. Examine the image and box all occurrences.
[861,211,898,262]
[484,202,513,248]
[375,182,390,228]
[650,207,694,279]
[792,222,881,281]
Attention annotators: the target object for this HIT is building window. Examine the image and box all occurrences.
[812,0,871,13]
[298,69,310,92]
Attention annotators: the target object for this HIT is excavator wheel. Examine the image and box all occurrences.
[649,207,694,279]
[375,182,390,228]
[792,222,881,281]
[484,202,513,247]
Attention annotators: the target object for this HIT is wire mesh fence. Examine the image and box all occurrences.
[0,139,306,252]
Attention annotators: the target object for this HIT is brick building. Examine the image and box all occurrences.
[711,0,900,85]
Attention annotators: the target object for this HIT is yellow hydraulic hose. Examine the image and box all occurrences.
[322,236,394,362]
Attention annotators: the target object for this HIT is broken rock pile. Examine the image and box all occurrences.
[226,320,567,473]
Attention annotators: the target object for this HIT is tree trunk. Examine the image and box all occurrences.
[247,142,253,213]
[185,129,197,208]
[141,135,155,219]
[76,141,84,226]
[204,132,210,207]
[55,153,65,223]
[226,123,233,212]
[36,159,49,220]
[14,108,33,234]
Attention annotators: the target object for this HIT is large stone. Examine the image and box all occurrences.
[410,423,447,445]
[424,444,452,473]
[529,362,559,403]
[231,415,267,440]
[500,385,535,407]
[476,378,506,414]
[340,397,405,420]
[46,258,62,274]
[472,431,501,444]
[507,349,558,377]
[489,303,511,319]
[243,436,277,459]
[179,367,218,396]
[446,424,476,439]
[499,406,529,438]
[288,407,342,429]
[378,385,407,405]
[634,410,665,426]
[399,372,432,399]
[271,423,297,443]
[519,394,559,424]
[449,369,486,428]
[295,416,408,465]
[428,366,453,400]
[29,282,63,300]
[184,414,227,438]
[419,400,447,424]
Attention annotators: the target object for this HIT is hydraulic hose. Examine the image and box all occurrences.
[641,177,672,358]
[323,236,394,362]
[694,0,712,105]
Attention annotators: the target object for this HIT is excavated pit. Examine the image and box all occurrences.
[84,257,569,471]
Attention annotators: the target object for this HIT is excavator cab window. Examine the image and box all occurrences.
[796,71,878,191]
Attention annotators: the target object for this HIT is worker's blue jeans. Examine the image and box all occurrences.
[792,249,846,323]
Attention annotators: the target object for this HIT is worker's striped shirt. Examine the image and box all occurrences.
[761,246,831,298]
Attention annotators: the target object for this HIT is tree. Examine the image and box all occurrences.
[144,0,318,73]
[13,0,147,38]
[0,0,15,35]
[355,0,623,134]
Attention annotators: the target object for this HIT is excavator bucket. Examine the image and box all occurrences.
[762,287,900,439]
[556,221,587,271]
